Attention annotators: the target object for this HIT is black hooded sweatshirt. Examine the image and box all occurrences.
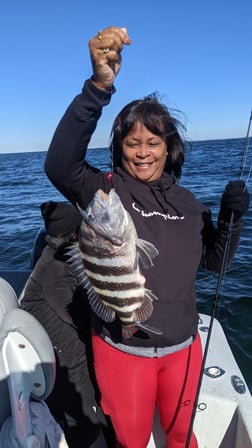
[45,78,242,349]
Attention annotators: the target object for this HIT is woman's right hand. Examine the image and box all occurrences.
[88,26,131,91]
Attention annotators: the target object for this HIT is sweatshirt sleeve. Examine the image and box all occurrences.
[42,261,78,325]
[201,210,243,272]
[45,78,115,205]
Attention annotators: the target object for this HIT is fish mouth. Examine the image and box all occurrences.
[82,190,109,222]
[96,189,109,201]
[80,189,125,246]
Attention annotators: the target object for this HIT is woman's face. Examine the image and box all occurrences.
[121,122,167,182]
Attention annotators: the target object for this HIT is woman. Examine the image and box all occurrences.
[45,26,250,448]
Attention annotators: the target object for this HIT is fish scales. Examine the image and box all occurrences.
[68,188,162,339]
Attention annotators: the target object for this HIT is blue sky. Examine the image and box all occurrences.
[0,0,251,153]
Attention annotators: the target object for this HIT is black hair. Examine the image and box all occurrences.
[109,92,186,179]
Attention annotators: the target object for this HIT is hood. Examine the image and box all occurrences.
[114,168,183,217]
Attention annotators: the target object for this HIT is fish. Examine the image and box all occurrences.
[67,188,162,339]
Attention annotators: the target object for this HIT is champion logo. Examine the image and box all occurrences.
[132,203,184,221]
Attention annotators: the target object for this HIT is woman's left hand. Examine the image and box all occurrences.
[220,180,250,221]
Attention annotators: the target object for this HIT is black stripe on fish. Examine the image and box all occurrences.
[84,276,142,293]
[80,231,124,257]
[96,295,145,308]
[80,242,123,260]
[82,258,133,276]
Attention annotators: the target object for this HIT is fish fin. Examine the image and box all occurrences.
[145,289,159,301]
[122,326,138,339]
[66,241,80,259]
[136,239,159,269]
[131,290,162,335]
[66,243,89,287]
[66,243,115,323]
[88,291,116,323]
[132,289,158,324]
[135,322,163,335]
[122,322,163,339]
[136,295,153,322]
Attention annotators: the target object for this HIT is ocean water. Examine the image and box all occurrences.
[0,138,251,393]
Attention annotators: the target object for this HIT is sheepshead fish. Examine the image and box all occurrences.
[68,188,162,339]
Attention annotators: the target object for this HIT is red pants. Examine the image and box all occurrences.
[92,333,202,448]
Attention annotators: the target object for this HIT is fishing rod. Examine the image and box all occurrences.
[238,109,252,180]
[185,108,252,448]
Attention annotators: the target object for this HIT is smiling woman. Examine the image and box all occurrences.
[44,25,250,448]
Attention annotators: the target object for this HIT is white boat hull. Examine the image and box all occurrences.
[147,313,252,448]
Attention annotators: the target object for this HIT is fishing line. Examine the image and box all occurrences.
[185,109,252,448]
[238,109,252,181]
[244,163,252,189]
